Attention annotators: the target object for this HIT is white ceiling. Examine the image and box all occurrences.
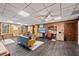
[0,3,79,25]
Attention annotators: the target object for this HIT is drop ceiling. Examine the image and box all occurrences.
[0,3,79,25]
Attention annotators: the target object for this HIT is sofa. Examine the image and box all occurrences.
[16,35,36,47]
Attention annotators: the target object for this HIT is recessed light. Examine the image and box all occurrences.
[18,11,30,17]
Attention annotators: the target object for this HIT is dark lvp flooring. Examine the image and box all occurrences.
[6,38,79,56]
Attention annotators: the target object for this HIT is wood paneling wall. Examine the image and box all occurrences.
[0,23,1,34]
[44,20,78,42]
[23,26,28,35]
[64,21,78,42]
[34,25,39,36]
[9,24,13,34]
[30,25,34,34]
[18,25,21,35]
[0,23,2,40]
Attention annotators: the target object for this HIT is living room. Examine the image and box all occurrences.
[0,2,79,56]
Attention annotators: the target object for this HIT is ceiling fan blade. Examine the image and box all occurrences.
[38,12,51,17]
[38,15,47,17]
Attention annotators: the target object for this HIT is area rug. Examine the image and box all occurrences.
[2,39,15,45]
[29,40,44,51]
[51,39,56,41]
[0,42,8,54]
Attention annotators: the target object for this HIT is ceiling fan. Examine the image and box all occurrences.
[37,11,55,22]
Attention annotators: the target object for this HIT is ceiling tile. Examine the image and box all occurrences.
[43,3,54,7]
[62,3,76,9]
[62,9,73,20]
[51,11,60,17]
[10,3,27,10]
[25,3,30,5]
[71,14,79,19]
[37,9,48,15]
[0,4,6,15]
[75,4,79,10]
[14,15,24,19]
[29,3,45,12]
[62,12,71,17]
[47,3,60,12]
[31,13,40,18]
[31,9,49,20]
[62,4,75,10]
[24,7,36,16]
[62,6,75,16]
[52,4,60,11]
[5,4,19,13]
[3,10,16,18]
[17,16,40,25]
[0,3,5,8]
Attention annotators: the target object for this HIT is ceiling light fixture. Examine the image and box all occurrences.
[18,11,30,17]
[54,17,62,20]
[25,24,28,25]
[45,18,49,21]
[7,21,14,23]
[45,18,52,22]
[17,22,24,25]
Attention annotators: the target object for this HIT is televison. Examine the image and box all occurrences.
[39,27,45,33]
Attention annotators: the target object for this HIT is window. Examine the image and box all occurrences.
[21,25,24,33]
[28,26,31,32]
[12,24,18,30]
[2,23,9,34]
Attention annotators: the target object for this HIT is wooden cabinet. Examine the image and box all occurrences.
[44,22,64,41]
